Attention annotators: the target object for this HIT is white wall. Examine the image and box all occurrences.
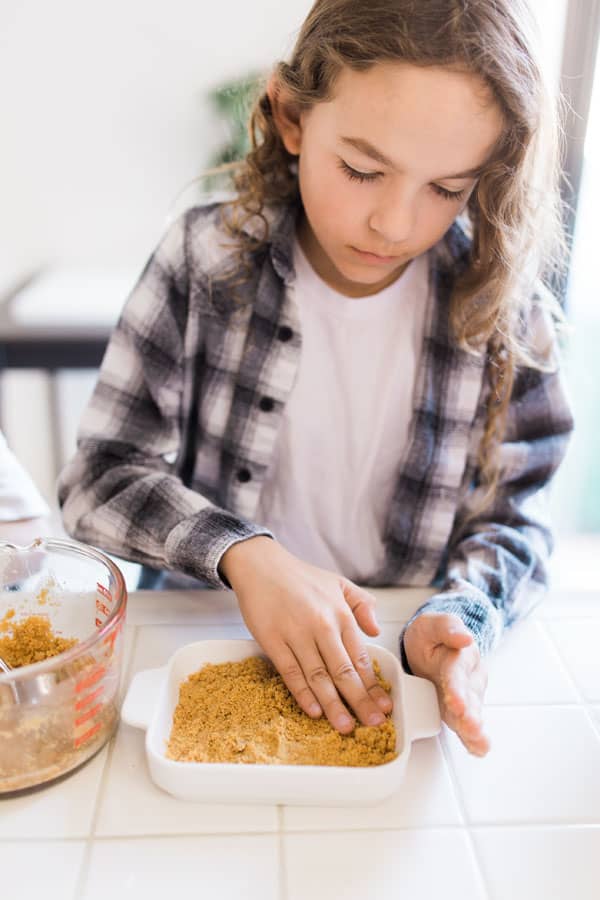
[0,0,314,282]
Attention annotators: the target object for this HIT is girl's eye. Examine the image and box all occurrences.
[338,158,467,201]
[432,184,467,202]
[338,159,381,183]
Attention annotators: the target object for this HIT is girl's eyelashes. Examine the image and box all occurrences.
[338,158,381,182]
[338,158,468,202]
[431,184,467,202]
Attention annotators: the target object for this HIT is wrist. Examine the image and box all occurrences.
[399,628,415,675]
[401,620,423,677]
[218,535,275,587]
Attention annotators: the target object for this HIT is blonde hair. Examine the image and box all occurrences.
[214,0,567,508]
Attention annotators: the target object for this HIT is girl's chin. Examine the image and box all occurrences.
[326,266,407,298]
[343,255,408,279]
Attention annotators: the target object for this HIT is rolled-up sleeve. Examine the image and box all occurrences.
[58,212,271,587]
[400,306,574,664]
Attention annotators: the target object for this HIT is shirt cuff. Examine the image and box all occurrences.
[164,507,273,588]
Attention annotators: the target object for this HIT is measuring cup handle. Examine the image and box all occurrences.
[402,673,441,741]
[121,666,167,731]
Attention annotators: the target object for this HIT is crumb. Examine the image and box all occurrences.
[0,609,15,632]
[167,656,398,767]
[0,610,77,668]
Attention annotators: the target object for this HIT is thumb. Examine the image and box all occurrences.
[440,617,475,651]
[416,613,475,653]
[445,630,474,650]
[342,581,380,636]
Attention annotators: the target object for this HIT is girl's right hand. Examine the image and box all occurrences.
[219,536,393,734]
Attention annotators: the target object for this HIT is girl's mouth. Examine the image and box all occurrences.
[351,246,401,264]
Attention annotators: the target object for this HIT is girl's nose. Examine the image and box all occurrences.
[368,184,417,245]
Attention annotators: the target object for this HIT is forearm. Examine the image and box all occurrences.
[58,447,272,587]
[398,519,550,671]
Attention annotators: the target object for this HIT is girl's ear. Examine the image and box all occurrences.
[266,74,303,156]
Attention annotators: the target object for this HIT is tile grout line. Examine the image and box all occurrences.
[438,615,600,900]
[539,621,600,743]
[71,624,141,900]
[3,821,600,846]
[55,607,596,900]
[437,733,493,900]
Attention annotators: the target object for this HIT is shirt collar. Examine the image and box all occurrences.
[238,195,302,287]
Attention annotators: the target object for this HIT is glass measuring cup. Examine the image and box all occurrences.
[0,537,127,793]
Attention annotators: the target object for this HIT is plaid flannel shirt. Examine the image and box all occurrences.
[58,198,574,662]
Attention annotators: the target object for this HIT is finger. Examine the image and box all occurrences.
[316,630,387,729]
[444,629,475,651]
[441,685,490,754]
[437,655,489,755]
[269,641,323,719]
[447,711,491,757]
[341,581,380,636]
[342,624,393,714]
[295,639,360,733]
[439,648,484,718]
[440,657,470,717]
[469,730,491,757]
[418,612,474,649]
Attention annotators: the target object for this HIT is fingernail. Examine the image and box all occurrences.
[308,703,322,717]
[368,712,385,726]
[377,696,392,712]
[337,714,353,730]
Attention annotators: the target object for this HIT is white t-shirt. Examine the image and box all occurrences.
[255,238,430,582]
[0,431,49,521]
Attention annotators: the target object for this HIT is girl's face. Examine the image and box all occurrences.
[274,62,504,297]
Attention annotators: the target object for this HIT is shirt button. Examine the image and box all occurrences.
[277,325,293,342]
[259,396,275,412]
[237,468,252,483]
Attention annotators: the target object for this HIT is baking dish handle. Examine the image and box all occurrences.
[402,673,441,741]
[121,666,167,731]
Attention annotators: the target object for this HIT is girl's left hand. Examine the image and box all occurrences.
[402,612,490,756]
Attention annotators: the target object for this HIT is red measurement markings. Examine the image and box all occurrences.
[96,598,110,618]
[75,684,104,711]
[75,665,106,694]
[102,619,123,651]
[96,582,113,603]
[75,703,103,728]
[74,721,102,748]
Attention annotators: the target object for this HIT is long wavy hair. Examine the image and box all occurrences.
[212,0,566,509]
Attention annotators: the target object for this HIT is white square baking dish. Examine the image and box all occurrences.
[121,639,440,806]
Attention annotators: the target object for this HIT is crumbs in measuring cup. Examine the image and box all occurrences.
[166,656,398,767]
[0,608,77,668]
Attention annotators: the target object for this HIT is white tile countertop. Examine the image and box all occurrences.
[2,586,600,900]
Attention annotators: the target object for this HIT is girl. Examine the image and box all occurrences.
[59,0,573,757]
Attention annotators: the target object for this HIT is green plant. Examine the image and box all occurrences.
[208,72,264,167]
